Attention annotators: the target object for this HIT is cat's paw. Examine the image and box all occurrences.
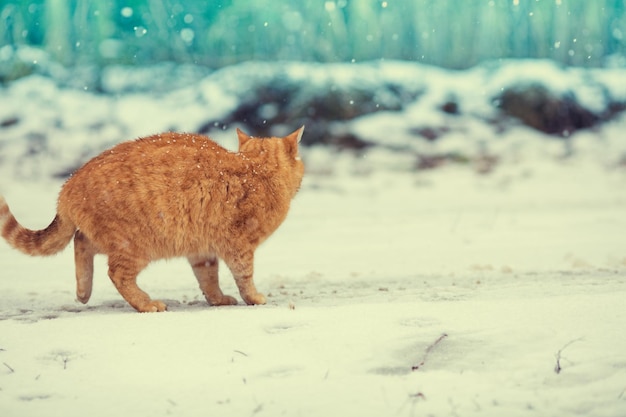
[138,300,168,313]
[76,291,91,304]
[243,292,266,306]
[211,294,238,306]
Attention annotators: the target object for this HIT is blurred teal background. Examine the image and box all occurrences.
[1,0,624,77]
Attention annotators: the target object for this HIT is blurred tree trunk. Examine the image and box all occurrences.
[347,0,380,61]
[3,0,625,70]
[74,0,115,64]
[44,0,73,65]
[606,0,626,57]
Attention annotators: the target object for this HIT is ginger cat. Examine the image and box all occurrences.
[0,127,304,312]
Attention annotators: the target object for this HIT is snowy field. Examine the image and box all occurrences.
[1,62,626,416]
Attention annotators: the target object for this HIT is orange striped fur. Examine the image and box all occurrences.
[0,128,305,312]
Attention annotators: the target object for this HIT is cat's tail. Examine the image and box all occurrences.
[0,195,76,256]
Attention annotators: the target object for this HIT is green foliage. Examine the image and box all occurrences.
[0,0,624,70]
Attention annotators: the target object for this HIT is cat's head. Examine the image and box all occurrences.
[236,127,305,192]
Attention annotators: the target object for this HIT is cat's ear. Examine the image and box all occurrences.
[237,128,253,149]
[283,126,304,156]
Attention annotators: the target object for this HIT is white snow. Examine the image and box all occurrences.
[1,62,626,416]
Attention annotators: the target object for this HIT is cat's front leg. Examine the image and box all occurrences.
[188,255,237,306]
[107,254,167,312]
[235,274,266,305]
[223,250,266,305]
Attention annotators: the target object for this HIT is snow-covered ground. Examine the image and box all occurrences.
[0,62,626,416]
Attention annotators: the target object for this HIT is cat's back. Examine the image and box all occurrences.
[64,132,227,186]
[83,132,224,171]
[58,132,232,213]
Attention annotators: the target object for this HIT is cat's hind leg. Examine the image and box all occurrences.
[74,231,99,304]
[107,254,166,312]
[188,255,237,306]
[222,250,266,305]
[74,230,102,304]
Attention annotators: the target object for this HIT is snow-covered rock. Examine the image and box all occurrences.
[1,60,626,180]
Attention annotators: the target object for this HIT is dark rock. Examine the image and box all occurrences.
[52,165,79,179]
[326,132,374,150]
[197,120,223,135]
[200,69,418,146]
[415,152,470,170]
[415,154,448,170]
[604,101,626,120]
[228,82,298,136]
[410,126,450,141]
[440,100,459,115]
[0,117,19,128]
[496,83,599,136]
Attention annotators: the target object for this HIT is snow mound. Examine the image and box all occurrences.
[0,60,626,181]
